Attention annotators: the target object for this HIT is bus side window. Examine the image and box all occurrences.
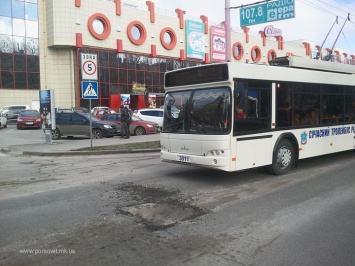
[234,80,271,134]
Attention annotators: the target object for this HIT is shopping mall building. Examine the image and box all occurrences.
[0,0,354,110]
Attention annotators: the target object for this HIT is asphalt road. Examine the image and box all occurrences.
[1,125,355,266]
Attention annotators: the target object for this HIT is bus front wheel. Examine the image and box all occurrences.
[268,139,294,175]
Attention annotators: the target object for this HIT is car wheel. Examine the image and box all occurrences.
[268,139,294,175]
[51,129,61,140]
[92,129,103,139]
[134,126,146,136]
[4,123,7,128]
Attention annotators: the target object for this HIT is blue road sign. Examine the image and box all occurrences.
[240,0,295,27]
[82,81,98,99]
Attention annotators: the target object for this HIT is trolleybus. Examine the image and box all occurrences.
[160,57,355,175]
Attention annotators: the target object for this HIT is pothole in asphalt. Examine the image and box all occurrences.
[114,183,207,231]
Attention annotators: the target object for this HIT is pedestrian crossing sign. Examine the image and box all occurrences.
[82,81,98,99]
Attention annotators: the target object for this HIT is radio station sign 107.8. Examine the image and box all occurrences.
[240,0,295,27]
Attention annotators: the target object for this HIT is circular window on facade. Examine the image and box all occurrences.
[232,42,244,60]
[160,27,177,50]
[251,46,262,62]
[93,19,104,34]
[164,33,172,45]
[127,21,147,45]
[131,26,141,40]
[268,50,277,61]
[88,13,111,40]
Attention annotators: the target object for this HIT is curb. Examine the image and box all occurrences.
[22,148,161,156]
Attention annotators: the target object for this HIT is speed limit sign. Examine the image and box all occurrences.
[81,53,97,80]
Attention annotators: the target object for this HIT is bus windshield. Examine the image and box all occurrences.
[163,87,231,134]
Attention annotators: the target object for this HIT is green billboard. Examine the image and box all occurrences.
[240,0,295,27]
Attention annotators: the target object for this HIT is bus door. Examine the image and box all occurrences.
[233,80,273,170]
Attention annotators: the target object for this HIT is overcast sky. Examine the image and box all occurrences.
[155,0,355,55]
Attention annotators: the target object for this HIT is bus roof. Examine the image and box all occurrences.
[269,56,355,75]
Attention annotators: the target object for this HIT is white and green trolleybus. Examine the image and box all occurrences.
[160,57,355,174]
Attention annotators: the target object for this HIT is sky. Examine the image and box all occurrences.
[155,0,355,55]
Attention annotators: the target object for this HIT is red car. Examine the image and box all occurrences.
[92,109,114,119]
[17,110,42,129]
[101,113,159,135]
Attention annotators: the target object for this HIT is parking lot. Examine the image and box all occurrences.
[0,123,160,155]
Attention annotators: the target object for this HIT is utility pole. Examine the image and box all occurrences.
[225,0,231,61]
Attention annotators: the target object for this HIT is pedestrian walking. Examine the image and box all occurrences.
[120,105,130,139]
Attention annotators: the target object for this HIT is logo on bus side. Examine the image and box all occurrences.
[301,125,355,145]
[301,132,307,145]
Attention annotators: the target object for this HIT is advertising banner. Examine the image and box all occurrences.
[211,26,226,62]
[39,90,56,130]
[186,20,205,60]
[240,0,295,27]
[131,81,146,95]
[148,95,156,108]
[121,94,130,107]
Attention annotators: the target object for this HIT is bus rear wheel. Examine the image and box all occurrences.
[268,139,294,175]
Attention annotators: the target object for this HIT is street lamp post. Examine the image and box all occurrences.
[225,0,231,61]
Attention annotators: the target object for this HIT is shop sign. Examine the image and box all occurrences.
[211,26,226,62]
[264,25,282,37]
[186,20,205,60]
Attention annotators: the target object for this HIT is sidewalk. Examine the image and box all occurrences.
[1,133,161,156]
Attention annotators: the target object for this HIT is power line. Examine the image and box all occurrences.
[297,0,338,17]
[331,0,355,13]
[296,0,354,52]
[341,31,353,54]
[298,0,352,21]
[317,0,350,15]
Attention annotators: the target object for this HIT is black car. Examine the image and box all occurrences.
[51,111,118,140]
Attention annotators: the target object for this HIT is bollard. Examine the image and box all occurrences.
[44,129,52,144]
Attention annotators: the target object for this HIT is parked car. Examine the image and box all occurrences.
[0,105,30,123]
[91,106,115,114]
[0,113,7,128]
[92,108,112,119]
[100,113,159,135]
[51,110,118,140]
[55,107,90,113]
[135,108,163,129]
[17,110,42,129]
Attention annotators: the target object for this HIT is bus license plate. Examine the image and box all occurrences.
[177,155,191,163]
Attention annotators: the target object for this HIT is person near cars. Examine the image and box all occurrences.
[120,105,130,139]
[41,108,51,130]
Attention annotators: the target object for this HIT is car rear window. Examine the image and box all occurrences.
[141,110,163,117]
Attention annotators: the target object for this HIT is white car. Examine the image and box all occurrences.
[0,105,30,123]
[135,108,163,128]
[0,113,7,128]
